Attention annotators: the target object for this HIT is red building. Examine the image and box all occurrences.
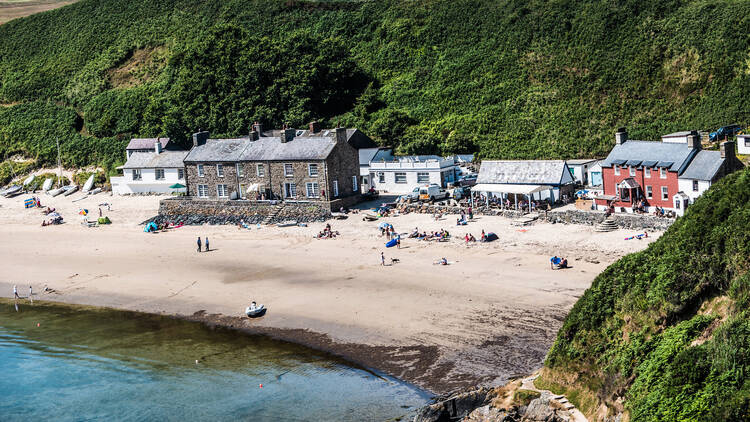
[595,128,699,212]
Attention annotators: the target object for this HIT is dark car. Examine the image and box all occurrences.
[710,125,742,142]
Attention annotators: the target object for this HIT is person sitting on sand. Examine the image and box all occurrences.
[559,258,568,269]
[469,234,476,242]
[550,256,559,269]
[480,230,486,242]
[440,257,448,265]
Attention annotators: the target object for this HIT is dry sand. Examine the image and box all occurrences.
[0,192,659,394]
[0,0,77,25]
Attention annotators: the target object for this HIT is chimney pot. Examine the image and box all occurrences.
[281,128,295,143]
[253,122,263,135]
[155,139,162,154]
[615,128,628,145]
[249,130,259,141]
[721,141,735,160]
[687,131,701,150]
[335,127,347,146]
[192,131,209,148]
[309,121,321,133]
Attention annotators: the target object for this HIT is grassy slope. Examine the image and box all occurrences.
[540,167,750,421]
[1,0,750,183]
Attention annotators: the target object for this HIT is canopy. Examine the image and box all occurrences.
[472,183,548,195]
[169,183,186,189]
[618,178,640,189]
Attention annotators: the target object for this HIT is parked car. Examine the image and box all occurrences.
[710,125,742,143]
[457,175,477,187]
[418,184,449,202]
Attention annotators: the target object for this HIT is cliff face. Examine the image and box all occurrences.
[540,168,750,421]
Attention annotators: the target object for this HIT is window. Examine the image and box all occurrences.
[660,167,667,179]
[308,163,319,177]
[197,184,208,197]
[238,184,246,199]
[645,167,651,178]
[236,163,244,178]
[417,172,430,183]
[131,169,142,180]
[352,176,358,192]
[332,180,339,197]
[362,176,368,185]
[216,164,224,177]
[256,164,265,177]
[284,183,296,198]
[395,172,407,184]
[197,164,205,177]
[693,180,699,192]
[745,138,750,147]
[661,186,669,200]
[284,163,294,177]
[306,182,320,198]
[629,166,636,177]
[217,184,228,198]
[378,172,385,183]
[178,169,185,180]
[614,165,620,175]
[646,186,652,199]
[155,168,165,180]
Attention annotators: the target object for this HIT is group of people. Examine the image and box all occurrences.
[12,284,33,303]
[317,223,339,239]
[632,199,648,214]
[196,236,210,252]
[381,224,397,239]
[550,256,569,270]
[408,228,450,241]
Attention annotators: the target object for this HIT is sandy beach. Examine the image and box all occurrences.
[0,193,658,394]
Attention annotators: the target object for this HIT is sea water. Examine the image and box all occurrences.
[0,300,430,421]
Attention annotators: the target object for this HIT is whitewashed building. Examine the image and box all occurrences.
[566,159,597,185]
[736,134,750,155]
[111,140,188,194]
[368,153,457,194]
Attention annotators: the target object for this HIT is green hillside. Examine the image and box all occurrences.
[540,168,750,421]
[1,0,750,184]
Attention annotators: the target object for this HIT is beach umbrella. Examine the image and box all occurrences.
[378,222,392,229]
[169,183,186,189]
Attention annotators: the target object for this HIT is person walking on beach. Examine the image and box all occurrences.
[381,252,385,266]
[13,285,19,299]
[197,237,202,253]
[29,285,33,303]
[205,237,210,252]
[468,206,473,220]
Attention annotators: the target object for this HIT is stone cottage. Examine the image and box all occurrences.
[183,124,375,209]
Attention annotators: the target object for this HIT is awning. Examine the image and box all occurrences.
[472,183,549,195]
[618,178,640,189]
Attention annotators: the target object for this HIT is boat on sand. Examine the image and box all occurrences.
[245,302,265,317]
[63,185,78,196]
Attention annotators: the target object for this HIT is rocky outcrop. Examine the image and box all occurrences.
[462,395,572,422]
[413,388,493,422]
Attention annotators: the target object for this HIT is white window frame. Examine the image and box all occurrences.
[256,163,265,177]
[646,185,652,199]
[236,163,244,178]
[284,163,294,177]
[155,168,165,180]
[644,167,651,178]
[692,180,699,192]
[352,175,358,192]
[394,172,407,184]
[216,164,224,178]
[217,184,228,198]
[308,163,319,177]
[629,166,635,177]
[332,180,339,197]
[661,186,669,200]
[417,172,430,184]
[197,164,205,177]
[378,172,385,183]
[614,165,620,176]
[660,167,667,179]
[132,169,142,181]
[284,183,296,198]
[178,168,185,180]
[197,184,208,197]
[306,182,320,198]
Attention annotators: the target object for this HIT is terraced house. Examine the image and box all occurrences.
[183,123,375,208]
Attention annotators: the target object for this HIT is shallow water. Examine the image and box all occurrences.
[0,300,430,421]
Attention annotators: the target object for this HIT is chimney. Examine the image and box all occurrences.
[687,130,701,150]
[281,128,295,143]
[155,138,162,154]
[335,127,347,147]
[192,130,209,148]
[249,130,259,141]
[252,122,263,135]
[615,127,628,145]
[720,141,735,160]
[309,121,321,133]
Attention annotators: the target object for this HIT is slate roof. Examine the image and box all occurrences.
[359,148,385,166]
[120,150,188,169]
[184,136,337,162]
[262,128,376,149]
[371,149,396,162]
[566,158,597,165]
[127,138,170,150]
[477,160,572,185]
[680,150,724,181]
[601,141,697,174]
[184,138,249,162]
[662,131,693,138]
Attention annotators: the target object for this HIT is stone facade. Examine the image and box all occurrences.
[153,197,332,225]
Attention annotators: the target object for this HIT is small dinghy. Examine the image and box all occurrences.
[3,185,22,197]
[82,175,95,193]
[245,302,265,317]
[276,220,297,227]
[48,187,65,197]
[42,178,53,192]
[63,185,78,196]
[88,187,102,195]
[23,174,35,186]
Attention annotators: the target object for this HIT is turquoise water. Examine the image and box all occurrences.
[0,301,430,421]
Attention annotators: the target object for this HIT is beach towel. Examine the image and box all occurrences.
[24,198,35,208]
[385,238,398,248]
[485,232,498,242]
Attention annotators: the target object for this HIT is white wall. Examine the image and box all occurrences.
[112,167,185,194]
[737,135,750,155]
[678,178,711,203]
[369,169,447,193]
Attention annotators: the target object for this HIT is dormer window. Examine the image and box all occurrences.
[629,166,635,177]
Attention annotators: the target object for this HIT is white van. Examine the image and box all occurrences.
[418,184,448,201]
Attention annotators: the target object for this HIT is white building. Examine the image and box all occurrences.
[677,142,738,205]
[565,159,597,185]
[358,147,391,192]
[473,160,575,205]
[368,153,457,194]
[661,131,696,144]
[111,140,188,194]
[587,160,603,187]
[736,134,750,155]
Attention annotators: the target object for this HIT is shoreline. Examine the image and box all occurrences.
[0,194,659,394]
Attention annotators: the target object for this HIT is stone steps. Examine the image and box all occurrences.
[594,218,618,232]
[262,205,284,224]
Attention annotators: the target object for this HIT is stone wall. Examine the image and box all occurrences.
[545,210,674,230]
[152,197,332,225]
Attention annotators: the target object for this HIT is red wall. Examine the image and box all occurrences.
[596,165,679,209]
